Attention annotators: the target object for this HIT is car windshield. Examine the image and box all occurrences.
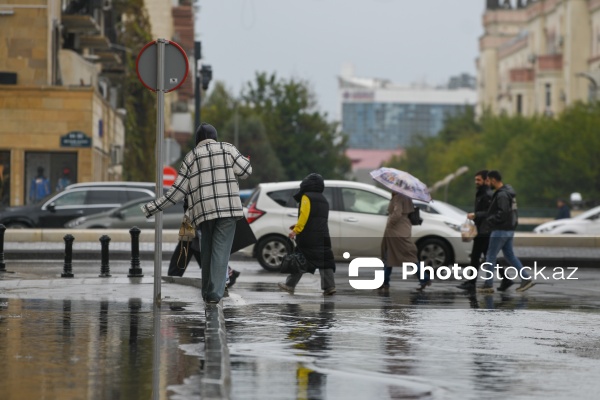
[574,206,600,220]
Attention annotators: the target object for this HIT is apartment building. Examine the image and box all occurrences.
[478,0,600,116]
[0,0,125,207]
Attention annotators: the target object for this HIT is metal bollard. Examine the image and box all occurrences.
[99,235,112,277]
[128,226,143,277]
[0,224,6,273]
[61,234,74,278]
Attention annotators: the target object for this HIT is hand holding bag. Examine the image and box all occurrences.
[280,239,308,274]
[177,214,196,269]
[460,219,478,242]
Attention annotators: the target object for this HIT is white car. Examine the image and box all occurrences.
[534,205,600,234]
[241,180,471,271]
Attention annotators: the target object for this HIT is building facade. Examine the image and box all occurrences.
[339,70,477,150]
[0,0,125,207]
[478,0,600,116]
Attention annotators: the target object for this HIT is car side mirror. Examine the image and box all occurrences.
[47,202,56,212]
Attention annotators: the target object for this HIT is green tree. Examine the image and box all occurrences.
[242,72,351,180]
[114,0,156,182]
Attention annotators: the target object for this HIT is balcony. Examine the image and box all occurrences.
[510,68,534,83]
[538,54,563,71]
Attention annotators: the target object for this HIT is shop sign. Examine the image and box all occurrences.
[60,131,91,148]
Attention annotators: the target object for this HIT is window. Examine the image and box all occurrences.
[126,190,154,201]
[269,187,335,209]
[545,83,552,109]
[267,189,295,207]
[86,190,125,205]
[516,94,523,115]
[0,151,10,207]
[52,191,86,206]
[120,202,145,218]
[341,188,388,215]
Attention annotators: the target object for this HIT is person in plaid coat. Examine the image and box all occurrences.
[142,123,252,303]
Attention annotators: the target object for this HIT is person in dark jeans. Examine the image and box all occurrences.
[478,170,535,293]
[458,170,493,291]
[168,201,240,289]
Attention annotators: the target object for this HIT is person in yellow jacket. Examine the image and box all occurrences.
[278,173,336,296]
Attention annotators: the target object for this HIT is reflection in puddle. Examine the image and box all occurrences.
[0,298,203,399]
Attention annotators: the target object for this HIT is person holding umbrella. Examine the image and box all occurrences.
[371,168,432,291]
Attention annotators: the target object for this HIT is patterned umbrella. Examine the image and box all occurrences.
[370,167,432,203]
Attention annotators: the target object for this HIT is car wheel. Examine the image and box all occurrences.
[417,237,453,268]
[256,235,290,272]
[5,221,30,229]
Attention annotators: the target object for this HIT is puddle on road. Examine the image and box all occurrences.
[224,300,600,400]
[0,298,205,400]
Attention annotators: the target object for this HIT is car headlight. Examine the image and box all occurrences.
[444,221,461,232]
[65,217,86,228]
[535,225,556,234]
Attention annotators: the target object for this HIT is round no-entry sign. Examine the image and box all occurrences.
[163,165,178,187]
[136,40,189,92]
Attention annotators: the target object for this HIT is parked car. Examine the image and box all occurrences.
[64,197,184,229]
[0,182,164,228]
[241,180,471,271]
[533,205,600,234]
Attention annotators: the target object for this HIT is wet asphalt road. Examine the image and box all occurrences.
[1,258,600,399]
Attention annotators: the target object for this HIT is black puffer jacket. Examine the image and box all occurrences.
[483,184,518,232]
[293,174,336,273]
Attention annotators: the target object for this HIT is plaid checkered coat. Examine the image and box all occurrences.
[141,139,252,226]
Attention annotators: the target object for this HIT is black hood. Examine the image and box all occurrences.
[195,123,218,145]
[293,173,324,202]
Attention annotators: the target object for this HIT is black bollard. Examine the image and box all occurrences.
[0,224,6,273]
[99,235,111,277]
[128,226,143,277]
[61,234,74,278]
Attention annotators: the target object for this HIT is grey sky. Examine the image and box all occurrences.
[198,0,485,121]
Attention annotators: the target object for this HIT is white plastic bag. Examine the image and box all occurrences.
[460,219,477,242]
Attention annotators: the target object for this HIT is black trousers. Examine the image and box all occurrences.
[168,240,202,277]
[469,234,506,282]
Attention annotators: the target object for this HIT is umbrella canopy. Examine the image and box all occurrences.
[370,167,432,203]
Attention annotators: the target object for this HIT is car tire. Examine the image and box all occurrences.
[417,237,453,268]
[5,221,30,229]
[256,235,291,272]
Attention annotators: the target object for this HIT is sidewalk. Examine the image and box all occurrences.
[0,271,232,398]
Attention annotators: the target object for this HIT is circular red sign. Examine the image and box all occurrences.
[163,165,178,187]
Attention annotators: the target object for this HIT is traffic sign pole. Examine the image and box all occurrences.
[154,38,166,304]
[135,38,188,305]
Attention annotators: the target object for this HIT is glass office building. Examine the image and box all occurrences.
[339,74,477,150]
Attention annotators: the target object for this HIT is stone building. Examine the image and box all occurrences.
[477,0,600,116]
[0,0,125,207]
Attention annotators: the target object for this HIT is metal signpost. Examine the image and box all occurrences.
[136,39,189,303]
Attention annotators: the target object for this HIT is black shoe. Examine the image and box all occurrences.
[228,270,241,287]
[374,284,390,291]
[417,281,432,291]
[456,281,475,290]
[497,280,514,292]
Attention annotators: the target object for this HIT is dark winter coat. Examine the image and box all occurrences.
[293,174,336,273]
[473,184,493,234]
[483,184,518,232]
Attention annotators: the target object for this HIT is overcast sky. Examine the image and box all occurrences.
[198,0,485,121]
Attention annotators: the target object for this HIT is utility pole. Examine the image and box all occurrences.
[193,1,212,131]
